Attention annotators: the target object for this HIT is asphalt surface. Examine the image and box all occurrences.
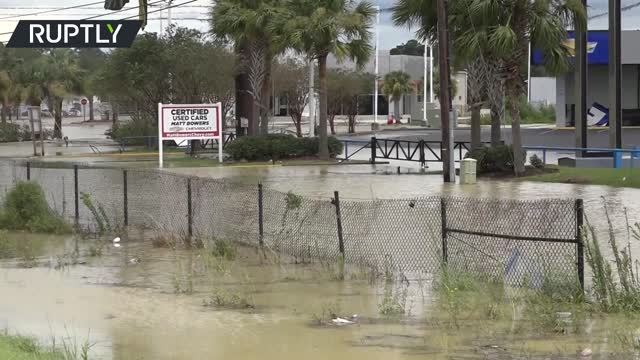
[345,127,640,148]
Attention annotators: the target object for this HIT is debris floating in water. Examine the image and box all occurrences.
[113,237,121,243]
[580,348,592,358]
[114,243,121,248]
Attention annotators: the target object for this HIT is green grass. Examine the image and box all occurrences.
[524,166,640,188]
[0,333,64,360]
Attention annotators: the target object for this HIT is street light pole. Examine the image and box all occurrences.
[423,42,427,124]
[373,5,380,128]
[429,45,434,103]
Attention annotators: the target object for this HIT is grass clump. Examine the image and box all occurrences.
[0,330,92,360]
[203,288,254,310]
[311,301,342,326]
[210,238,236,261]
[0,182,71,234]
[80,193,116,235]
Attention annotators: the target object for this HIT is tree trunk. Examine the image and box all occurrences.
[53,98,63,139]
[259,54,271,135]
[508,84,525,176]
[470,105,481,150]
[329,114,336,135]
[317,54,330,159]
[1,100,6,124]
[348,115,356,133]
[293,114,302,137]
[490,109,501,147]
[394,99,401,124]
[89,96,94,121]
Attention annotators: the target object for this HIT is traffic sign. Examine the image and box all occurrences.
[81,98,87,105]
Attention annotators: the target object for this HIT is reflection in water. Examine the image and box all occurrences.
[0,233,638,360]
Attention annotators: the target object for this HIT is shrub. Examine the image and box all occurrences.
[529,154,544,169]
[108,116,157,144]
[465,145,526,173]
[0,123,53,142]
[225,134,343,161]
[0,181,71,234]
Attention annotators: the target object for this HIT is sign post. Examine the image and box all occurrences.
[81,98,87,121]
[158,103,223,168]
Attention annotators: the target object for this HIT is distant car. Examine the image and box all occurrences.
[68,109,81,117]
[41,110,52,117]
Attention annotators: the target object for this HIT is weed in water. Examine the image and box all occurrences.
[614,328,640,353]
[378,273,410,317]
[210,238,236,261]
[311,301,341,326]
[81,192,115,235]
[583,202,640,313]
[203,288,254,310]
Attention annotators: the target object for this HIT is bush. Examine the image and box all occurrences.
[225,134,343,161]
[108,116,157,144]
[529,154,544,169]
[0,181,71,234]
[0,123,49,142]
[465,145,526,174]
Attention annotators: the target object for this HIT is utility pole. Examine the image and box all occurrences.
[609,0,621,149]
[437,0,454,182]
[575,0,588,157]
[167,0,173,29]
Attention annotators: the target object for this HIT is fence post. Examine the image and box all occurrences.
[123,170,128,227]
[419,140,425,167]
[258,183,264,246]
[334,191,345,255]
[576,199,585,291]
[370,137,377,164]
[26,161,31,181]
[74,165,79,224]
[187,178,193,238]
[440,197,448,264]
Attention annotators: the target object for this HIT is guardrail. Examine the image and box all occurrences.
[339,137,490,166]
[523,145,640,168]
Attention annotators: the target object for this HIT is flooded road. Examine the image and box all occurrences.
[1,232,638,360]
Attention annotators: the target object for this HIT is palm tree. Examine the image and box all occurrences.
[211,0,280,136]
[274,0,374,159]
[394,0,585,175]
[21,50,84,138]
[456,0,585,175]
[380,71,414,123]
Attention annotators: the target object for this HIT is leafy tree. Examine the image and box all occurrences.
[389,39,424,56]
[273,58,309,137]
[76,49,106,121]
[381,71,414,123]
[274,0,374,159]
[327,69,372,133]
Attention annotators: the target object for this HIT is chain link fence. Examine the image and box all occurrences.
[0,159,584,287]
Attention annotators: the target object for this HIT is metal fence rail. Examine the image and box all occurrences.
[0,160,584,288]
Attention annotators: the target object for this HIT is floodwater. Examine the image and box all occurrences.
[1,232,639,360]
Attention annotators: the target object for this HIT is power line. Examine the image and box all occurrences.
[0,1,105,21]
[120,0,200,20]
[83,0,166,20]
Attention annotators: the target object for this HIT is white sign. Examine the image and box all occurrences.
[158,103,223,168]
[161,103,220,138]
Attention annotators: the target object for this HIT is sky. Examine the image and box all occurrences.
[1,0,640,48]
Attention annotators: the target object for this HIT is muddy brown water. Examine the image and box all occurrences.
[1,232,639,360]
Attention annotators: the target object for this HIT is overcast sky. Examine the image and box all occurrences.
[1,0,639,48]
